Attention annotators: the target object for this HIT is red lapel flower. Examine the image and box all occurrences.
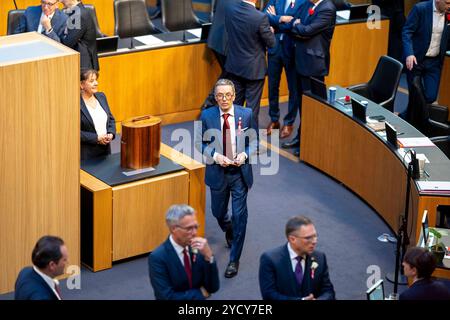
[447,13,450,21]
[308,8,315,16]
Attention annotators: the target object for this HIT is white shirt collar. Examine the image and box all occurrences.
[243,0,256,7]
[41,11,56,20]
[169,235,188,256]
[287,243,305,261]
[33,266,60,295]
[312,0,324,9]
[219,105,235,118]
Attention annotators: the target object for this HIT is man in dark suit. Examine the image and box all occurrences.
[202,0,241,109]
[148,205,220,300]
[259,215,335,300]
[264,0,304,139]
[196,79,257,278]
[15,235,68,300]
[402,0,449,116]
[281,0,336,156]
[13,0,68,42]
[60,0,99,70]
[400,246,450,300]
[224,0,276,131]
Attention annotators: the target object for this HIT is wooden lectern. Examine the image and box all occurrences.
[121,115,162,169]
[0,32,80,294]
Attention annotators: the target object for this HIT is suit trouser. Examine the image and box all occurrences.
[267,44,298,125]
[228,73,265,131]
[407,57,442,103]
[203,50,228,108]
[210,167,248,263]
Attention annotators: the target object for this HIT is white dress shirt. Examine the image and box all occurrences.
[214,105,237,161]
[85,98,108,136]
[169,235,190,267]
[33,266,62,300]
[37,11,55,34]
[425,0,446,57]
[287,243,305,274]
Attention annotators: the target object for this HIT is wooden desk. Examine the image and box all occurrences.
[299,88,450,279]
[80,144,205,271]
[438,53,450,121]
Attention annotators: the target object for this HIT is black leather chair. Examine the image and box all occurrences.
[84,4,106,38]
[160,0,202,32]
[407,76,450,136]
[347,55,403,112]
[7,10,25,35]
[114,0,160,38]
[431,136,450,159]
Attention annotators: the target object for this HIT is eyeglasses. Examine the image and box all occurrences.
[215,93,234,100]
[41,1,57,7]
[176,224,200,232]
[292,234,318,242]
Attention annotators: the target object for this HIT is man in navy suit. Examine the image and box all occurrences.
[400,246,450,300]
[264,0,304,139]
[282,0,336,155]
[259,216,335,300]
[13,0,68,42]
[224,0,276,132]
[15,235,68,300]
[196,79,257,278]
[402,0,449,111]
[148,205,220,300]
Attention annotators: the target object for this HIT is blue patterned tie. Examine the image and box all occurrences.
[295,256,303,287]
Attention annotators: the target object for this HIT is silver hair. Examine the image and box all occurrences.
[165,204,195,227]
[214,78,235,95]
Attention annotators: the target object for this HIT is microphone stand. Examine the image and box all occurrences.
[13,0,18,10]
[128,1,134,49]
[182,0,187,43]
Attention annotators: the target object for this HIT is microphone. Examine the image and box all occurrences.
[410,149,420,179]
[13,0,18,10]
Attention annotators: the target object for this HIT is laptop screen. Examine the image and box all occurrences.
[310,77,327,101]
[385,121,398,148]
[351,98,366,123]
[96,36,119,54]
[366,279,384,300]
[350,4,369,20]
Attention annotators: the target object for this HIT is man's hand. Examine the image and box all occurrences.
[215,154,234,167]
[406,55,417,71]
[41,15,52,32]
[270,26,275,33]
[97,134,112,145]
[233,153,247,167]
[200,286,210,298]
[293,18,301,26]
[266,5,276,15]
[302,294,315,300]
[190,237,213,261]
[279,15,294,23]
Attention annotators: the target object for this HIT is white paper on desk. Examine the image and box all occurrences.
[186,28,202,38]
[417,181,450,191]
[398,137,435,147]
[133,35,165,46]
[336,10,350,20]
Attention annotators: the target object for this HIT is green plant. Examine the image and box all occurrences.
[428,228,446,263]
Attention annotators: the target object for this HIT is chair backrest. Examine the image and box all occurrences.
[84,4,105,38]
[7,10,25,35]
[161,0,201,32]
[431,136,450,159]
[114,0,159,38]
[367,55,403,112]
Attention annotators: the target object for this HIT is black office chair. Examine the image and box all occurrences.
[7,9,25,35]
[160,0,202,32]
[84,4,106,38]
[431,136,450,159]
[407,76,450,137]
[114,0,161,38]
[347,55,403,112]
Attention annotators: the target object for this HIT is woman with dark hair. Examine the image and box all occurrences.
[80,69,116,160]
[400,246,450,300]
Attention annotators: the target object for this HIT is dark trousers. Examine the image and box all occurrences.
[210,167,248,263]
[203,50,228,109]
[406,57,441,103]
[267,44,298,125]
[228,73,265,131]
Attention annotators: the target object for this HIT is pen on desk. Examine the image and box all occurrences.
[397,132,404,136]
[424,170,430,177]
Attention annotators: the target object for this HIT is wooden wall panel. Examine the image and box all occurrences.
[0,33,79,294]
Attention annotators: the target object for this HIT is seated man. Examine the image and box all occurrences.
[147,0,161,19]
[13,0,68,42]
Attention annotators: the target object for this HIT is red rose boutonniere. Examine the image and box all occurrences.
[310,257,319,279]
[308,8,315,16]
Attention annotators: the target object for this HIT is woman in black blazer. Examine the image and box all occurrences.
[80,69,116,161]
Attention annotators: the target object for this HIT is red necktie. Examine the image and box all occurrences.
[183,249,193,288]
[55,283,62,300]
[222,113,233,160]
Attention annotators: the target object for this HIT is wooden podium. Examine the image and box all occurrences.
[0,33,80,294]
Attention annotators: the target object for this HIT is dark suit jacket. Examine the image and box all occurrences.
[224,1,276,80]
[259,244,335,300]
[80,92,116,161]
[399,278,450,300]
[196,105,257,190]
[207,0,241,56]
[148,238,220,300]
[62,3,99,70]
[13,6,67,42]
[291,0,336,77]
[265,0,305,59]
[402,0,450,64]
[15,267,58,300]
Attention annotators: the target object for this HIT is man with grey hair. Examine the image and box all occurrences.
[148,205,219,300]
[195,78,256,278]
[259,215,335,300]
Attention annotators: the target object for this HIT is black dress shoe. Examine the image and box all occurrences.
[224,262,239,278]
[281,138,300,149]
[293,148,300,157]
[225,225,233,248]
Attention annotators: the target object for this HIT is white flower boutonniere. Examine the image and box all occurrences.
[310,259,319,279]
